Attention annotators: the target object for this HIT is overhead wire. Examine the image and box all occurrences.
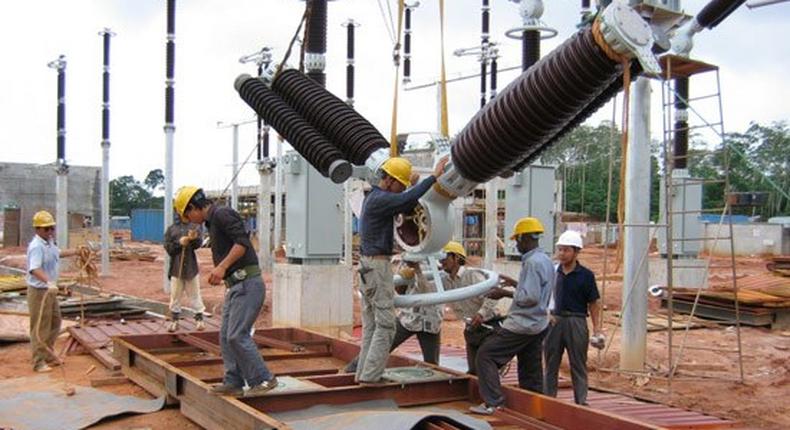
[377,0,396,43]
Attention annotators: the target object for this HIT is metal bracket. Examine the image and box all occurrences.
[599,2,662,75]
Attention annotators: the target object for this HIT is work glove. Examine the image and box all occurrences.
[590,333,606,350]
[46,282,59,295]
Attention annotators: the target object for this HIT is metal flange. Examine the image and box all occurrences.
[599,2,662,75]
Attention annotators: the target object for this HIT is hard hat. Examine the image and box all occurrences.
[381,157,412,187]
[442,241,467,259]
[510,217,544,240]
[32,211,56,228]
[174,186,202,221]
[556,230,584,249]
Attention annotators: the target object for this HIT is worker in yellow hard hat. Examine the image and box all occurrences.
[173,186,277,397]
[439,241,503,375]
[25,211,75,372]
[355,155,448,385]
[470,216,555,415]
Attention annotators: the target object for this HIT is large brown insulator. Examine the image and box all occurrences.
[234,74,351,183]
[450,27,625,183]
[272,69,389,164]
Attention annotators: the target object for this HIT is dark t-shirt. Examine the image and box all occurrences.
[205,205,258,275]
[553,262,599,315]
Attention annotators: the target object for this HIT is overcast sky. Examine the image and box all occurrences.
[1,0,788,193]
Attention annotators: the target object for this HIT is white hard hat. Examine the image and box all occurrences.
[556,230,584,249]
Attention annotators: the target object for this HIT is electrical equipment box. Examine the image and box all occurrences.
[504,165,556,257]
[658,170,703,256]
[283,151,343,262]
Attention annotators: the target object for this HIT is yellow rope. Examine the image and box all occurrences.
[438,0,449,137]
[389,0,406,157]
[592,19,631,270]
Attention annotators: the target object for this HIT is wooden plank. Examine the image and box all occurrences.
[176,333,222,355]
[90,375,129,387]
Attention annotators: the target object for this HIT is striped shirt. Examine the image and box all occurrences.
[444,266,499,322]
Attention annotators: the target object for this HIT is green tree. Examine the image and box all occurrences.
[143,168,165,192]
[110,175,152,216]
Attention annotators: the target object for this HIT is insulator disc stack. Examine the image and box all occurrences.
[235,74,351,183]
[272,69,389,164]
[450,28,625,183]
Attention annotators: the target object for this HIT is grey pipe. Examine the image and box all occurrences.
[393,268,500,307]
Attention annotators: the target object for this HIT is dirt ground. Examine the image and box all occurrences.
[1,243,788,429]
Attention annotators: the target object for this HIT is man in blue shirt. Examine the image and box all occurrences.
[470,217,555,415]
[355,156,447,385]
[544,230,602,405]
[26,211,75,372]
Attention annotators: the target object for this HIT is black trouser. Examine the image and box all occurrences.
[463,317,503,375]
[476,327,548,407]
[544,316,590,405]
[345,320,440,373]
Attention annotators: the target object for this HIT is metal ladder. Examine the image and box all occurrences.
[659,55,744,389]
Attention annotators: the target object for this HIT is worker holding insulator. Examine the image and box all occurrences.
[163,216,206,332]
[355,156,448,385]
[440,241,503,375]
[174,186,278,397]
[25,211,75,373]
[470,217,554,415]
[544,230,603,406]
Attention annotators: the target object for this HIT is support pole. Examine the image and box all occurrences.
[274,134,284,253]
[620,77,651,371]
[343,19,358,267]
[484,179,498,269]
[163,0,176,294]
[257,127,272,271]
[231,124,239,210]
[99,28,115,276]
[48,55,69,248]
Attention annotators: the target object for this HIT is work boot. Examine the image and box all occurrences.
[167,320,179,332]
[209,383,243,396]
[195,320,205,331]
[244,377,279,397]
[34,363,53,373]
[469,403,503,415]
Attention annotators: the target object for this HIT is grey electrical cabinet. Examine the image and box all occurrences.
[658,172,703,256]
[283,151,343,262]
[504,165,556,257]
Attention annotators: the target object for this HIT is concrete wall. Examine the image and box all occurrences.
[702,222,786,256]
[0,162,100,246]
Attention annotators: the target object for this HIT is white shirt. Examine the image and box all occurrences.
[26,234,60,289]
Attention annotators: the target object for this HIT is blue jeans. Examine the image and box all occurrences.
[220,276,272,387]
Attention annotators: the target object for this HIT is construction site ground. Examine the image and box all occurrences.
[0,244,788,429]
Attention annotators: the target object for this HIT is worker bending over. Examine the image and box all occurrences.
[440,241,502,375]
[355,156,448,385]
[175,186,277,397]
[163,217,206,332]
[544,230,603,405]
[470,217,554,415]
[25,211,75,372]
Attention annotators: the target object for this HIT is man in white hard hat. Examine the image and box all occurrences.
[544,230,602,406]
[25,210,75,372]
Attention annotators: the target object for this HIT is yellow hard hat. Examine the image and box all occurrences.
[174,186,201,221]
[510,217,544,240]
[442,241,467,259]
[32,211,56,228]
[381,157,412,187]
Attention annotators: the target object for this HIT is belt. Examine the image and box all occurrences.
[552,311,588,318]
[362,255,391,260]
[224,265,261,288]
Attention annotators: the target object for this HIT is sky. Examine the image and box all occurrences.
[0,0,788,194]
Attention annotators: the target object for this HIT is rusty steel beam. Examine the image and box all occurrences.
[176,333,222,355]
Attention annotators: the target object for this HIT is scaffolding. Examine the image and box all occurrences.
[659,54,744,389]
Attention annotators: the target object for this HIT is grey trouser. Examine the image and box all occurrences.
[220,276,272,387]
[356,257,395,383]
[27,286,61,369]
[544,315,590,404]
[345,320,440,373]
[476,327,547,407]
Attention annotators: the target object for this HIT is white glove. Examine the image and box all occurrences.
[46,282,59,295]
[590,333,606,350]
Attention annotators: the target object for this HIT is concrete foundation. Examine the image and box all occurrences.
[272,262,353,337]
[649,257,708,289]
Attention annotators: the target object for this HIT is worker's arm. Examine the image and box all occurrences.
[209,244,246,285]
[589,300,602,335]
[513,260,542,307]
[28,246,48,283]
[29,268,49,284]
[372,176,437,217]
[59,248,78,258]
[162,226,182,256]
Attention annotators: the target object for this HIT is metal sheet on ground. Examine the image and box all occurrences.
[0,375,165,430]
[269,399,493,430]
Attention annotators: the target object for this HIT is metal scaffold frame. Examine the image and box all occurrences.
[659,55,744,390]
